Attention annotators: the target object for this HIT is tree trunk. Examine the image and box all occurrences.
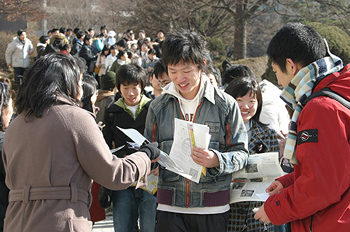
[234,0,247,60]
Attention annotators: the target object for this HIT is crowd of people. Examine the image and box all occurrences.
[2,22,350,232]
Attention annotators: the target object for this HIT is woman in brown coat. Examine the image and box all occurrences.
[2,54,158,232]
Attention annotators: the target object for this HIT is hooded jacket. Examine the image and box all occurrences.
[144,76,248,208]
[264,63,350,231]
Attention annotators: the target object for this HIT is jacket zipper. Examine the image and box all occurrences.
[178,100,203,207]
[152,122,157,142]
[226,123,233,147]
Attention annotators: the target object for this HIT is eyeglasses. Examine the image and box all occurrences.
[158,80,171,88]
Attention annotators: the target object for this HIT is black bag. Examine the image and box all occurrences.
[98,186,112,208]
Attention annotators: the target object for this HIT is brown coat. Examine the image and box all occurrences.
[2,101,150,232]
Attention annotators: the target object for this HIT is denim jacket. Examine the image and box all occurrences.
[144,79,248,208]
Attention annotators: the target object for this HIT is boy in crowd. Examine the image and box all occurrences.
[102,64,156,232]
[144,29,248,232]
[148,59,171,98]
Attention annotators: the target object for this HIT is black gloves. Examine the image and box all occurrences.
[139,142,160,161]
[113,143,139,158]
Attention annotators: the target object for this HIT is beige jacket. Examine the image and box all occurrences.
[2,100,150,231]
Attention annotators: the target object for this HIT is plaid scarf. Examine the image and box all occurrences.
[280,46,343,164]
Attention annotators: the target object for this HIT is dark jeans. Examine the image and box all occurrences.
[13,67,27,87]
[112,187,156,232]
[155,210,229,232]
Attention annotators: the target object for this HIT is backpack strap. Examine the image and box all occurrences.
[302,87,350,109]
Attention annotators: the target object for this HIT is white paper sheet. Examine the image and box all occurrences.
[167,118,211,183]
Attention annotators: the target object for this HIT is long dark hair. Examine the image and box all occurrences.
[0,81,12,131]
[82,74,98,113]
[15,54,81,118]
[225,77,263,125]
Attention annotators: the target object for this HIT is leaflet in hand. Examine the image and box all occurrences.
[230,152,285,203]
[116,126,183,173]
[167,118,211,183]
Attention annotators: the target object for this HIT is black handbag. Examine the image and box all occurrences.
[98,186,112,208]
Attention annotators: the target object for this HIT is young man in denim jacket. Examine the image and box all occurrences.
[144,29,248,232]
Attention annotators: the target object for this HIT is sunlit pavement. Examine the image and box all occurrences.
[92,215,114,232]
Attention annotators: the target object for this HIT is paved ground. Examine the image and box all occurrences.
[92,216,114,232]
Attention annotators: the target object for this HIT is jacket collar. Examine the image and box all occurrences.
[163,74,216,105]
[114,95,151,118]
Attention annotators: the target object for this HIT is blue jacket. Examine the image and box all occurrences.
[144,79,248,208]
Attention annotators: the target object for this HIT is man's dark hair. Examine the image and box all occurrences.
[59,27,66,34]
[142,41,151,49]
[17,29,25,37]
[73,27,80,35]
[116,64,146,92]
[58,43,70,51]
[39,35,49,44]
[88,28,94,33]
[161,29,209,72]
[205,65,222,87]
[110,45,118,50]
[267,23,326,73]
[100,25,107,31]
[51,28,59,33]
[84,34,92,43]
[16,54,81,118]
[117,50,127,59]
[76,30,85,39]
[116,39,127,49]
[222,64,256,86]
[148,49,156,55]
[152,59,166,79]
[74,57,87,74]
[67,28,73,32]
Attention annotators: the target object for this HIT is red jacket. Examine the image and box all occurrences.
[265,64,350,231]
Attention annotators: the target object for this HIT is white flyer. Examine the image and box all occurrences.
[167,118,211,183]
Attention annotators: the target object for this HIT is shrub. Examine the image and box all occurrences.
[0,31,16,68]
[307,22,350,65]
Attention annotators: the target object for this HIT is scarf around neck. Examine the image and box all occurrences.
[280,44,343,164]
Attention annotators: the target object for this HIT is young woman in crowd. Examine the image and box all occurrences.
[95,45,110,88]
[225,76,279,232]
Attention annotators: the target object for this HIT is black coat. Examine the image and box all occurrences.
[102,101,151,158]
[70,40,83,56]
[79,45,96,71]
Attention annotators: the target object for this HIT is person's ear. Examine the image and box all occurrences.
[286,58,300,75]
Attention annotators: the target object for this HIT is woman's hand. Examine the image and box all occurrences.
[266,180,283,195]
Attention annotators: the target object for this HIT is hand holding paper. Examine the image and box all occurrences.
[191,147,219,168]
